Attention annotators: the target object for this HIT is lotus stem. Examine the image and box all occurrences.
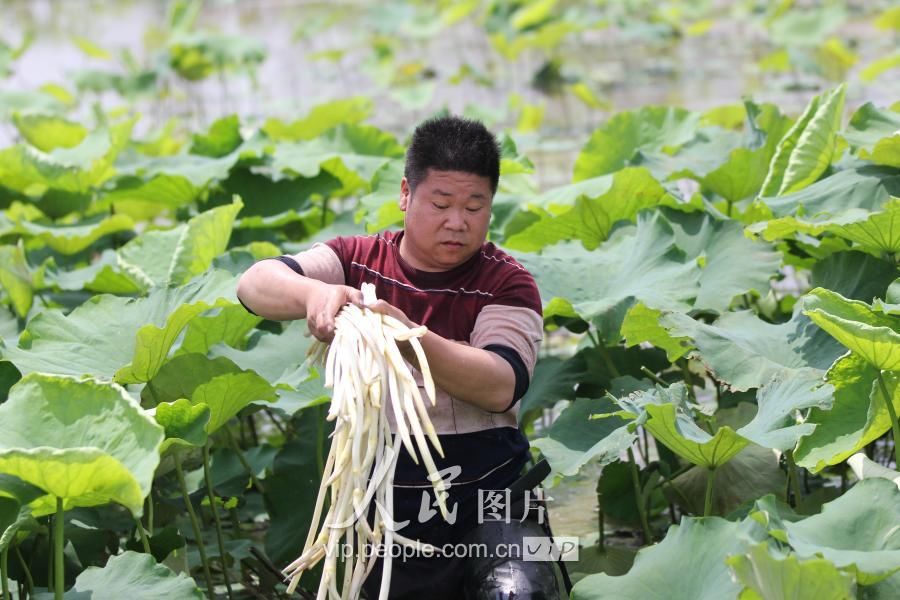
[597,342,621,379]
[203,442,234,600]
[627,448,652,543]
[703,468,716,517]
[639,366,667,387]
[54,497,63,600]
[876,370,900,469]
[134,516,151,554]
[2,545,9,600]
[786,450,803,506]
[224,427,266,494]
[595,477,605,553]
[147,492,155,535]
[174,453,215,598]
[13,545,33,595]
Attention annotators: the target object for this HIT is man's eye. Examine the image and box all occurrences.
[433,203,449,209]
[466,207,482,213]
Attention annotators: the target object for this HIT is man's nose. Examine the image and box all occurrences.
[444,210,467,230]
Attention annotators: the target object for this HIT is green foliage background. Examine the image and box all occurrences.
[1,1,899,599]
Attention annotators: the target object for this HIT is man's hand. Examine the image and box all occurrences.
[364,299,416,329]
[306,283,364,342]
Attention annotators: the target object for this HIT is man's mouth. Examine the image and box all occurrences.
[442,241,464,247]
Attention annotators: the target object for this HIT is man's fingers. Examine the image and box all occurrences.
[346,288,364,307]
[365,299,390,313]
[307,313,335,343]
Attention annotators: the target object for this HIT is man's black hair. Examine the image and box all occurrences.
[404,115,501,196]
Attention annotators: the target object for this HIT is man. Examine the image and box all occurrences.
[237,116,561,599]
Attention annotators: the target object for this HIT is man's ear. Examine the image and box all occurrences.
[399,177,411,211]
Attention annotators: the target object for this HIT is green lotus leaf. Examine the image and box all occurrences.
[0,496,22,552]
[700,101,794,205]
[167,31,265,81]
[193,372,277,433]
[177,305,260,356]
[784,478,900,584]
[571,517,766,599]
[748,495,804,544]
[262,97,373,142]
[0,373,163,516]
[12,113,87,152]
[117,199,243,289]
[759,84,845,197]
[661,309,845,391]
[0,474,43,551]
[0,120,133,216]
[268,376,330,416]
[810,251,898,304]
[504,167,671,251]
[190,114,242,158]
[515,356,584,427]
[99,174,203,220]
[13,213,134,255]
[219,167,340,221]
[803,287,900,370]
[612,380,691,424]
[877,279,900,315]
[737,369,833,450]
[47,249,143,294]
[115,282,240,384]
[270,123,404,195]
[517,211,700,321]
[0,244,33,318]
[208,319,315,386]
[69,551,202,599]
[0,89,66,119]
[573,106,699,180]
[768,5,846,47]
[669,445,786,516]
[115,150,240,188]
[0,474,44,506]
[1,269,238,381]
[489,20,581,61]
[72,68,158,99]
[155,399,210,454]
[145,354,243,405]
[621,302,692,361]
[795,353,899,473]
[703,146,773,205]
[863,135,900,169]
[664,209,782,312]
[0,306,17,344]
[145,354,276,433]
[727,542,856,600]
[359,159,405,233]
[847,453,900,489]
[754,165,900,226]
[644,403,748,468]
[843,102,900,152]
[862,572,900,600]
[753,200,900,257]
[827,198,900,256]
[530,397,636,479]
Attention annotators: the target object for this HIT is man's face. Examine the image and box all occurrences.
[398,168,493,272]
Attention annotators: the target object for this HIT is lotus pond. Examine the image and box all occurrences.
[1,1,899,599]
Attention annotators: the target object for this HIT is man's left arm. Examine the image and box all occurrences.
[367,296,543,414]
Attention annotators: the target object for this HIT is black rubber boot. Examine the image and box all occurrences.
[461,518,562,600]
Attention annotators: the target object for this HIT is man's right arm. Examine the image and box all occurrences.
[236,257,361,341]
